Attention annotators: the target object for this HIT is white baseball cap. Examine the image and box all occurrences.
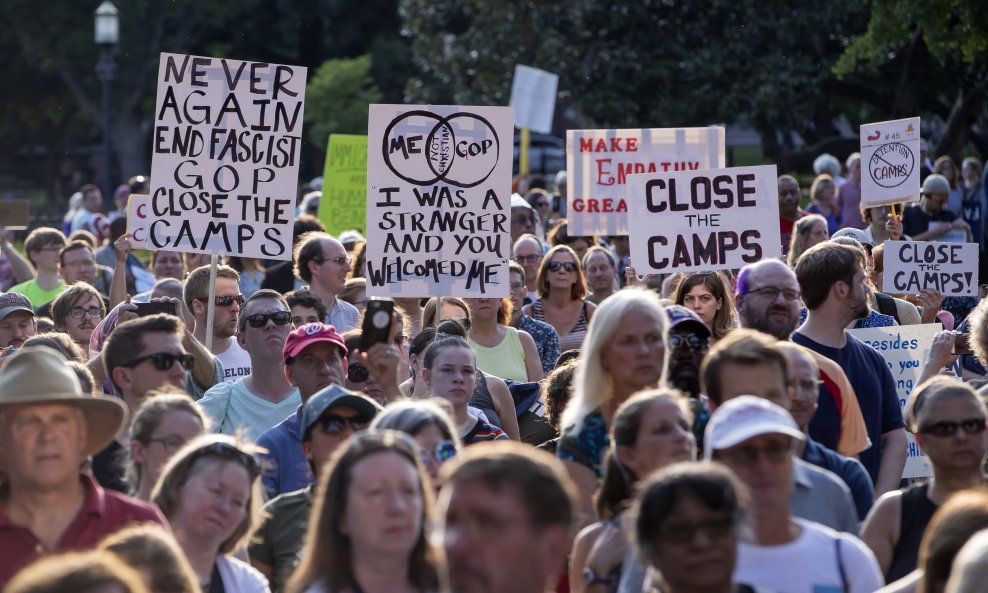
[703,395,804,460]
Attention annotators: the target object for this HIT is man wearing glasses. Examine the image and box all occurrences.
[197,289,300,440]
[705,396,883,593]
[512,234,544,303]
[293,232,360,332]
[184,264,251,382]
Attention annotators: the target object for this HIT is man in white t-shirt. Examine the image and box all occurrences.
[184,264,251,382]
[705,396,883,593]
[197,290,300,440]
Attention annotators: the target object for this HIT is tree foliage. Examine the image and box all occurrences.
[305,54,383,144]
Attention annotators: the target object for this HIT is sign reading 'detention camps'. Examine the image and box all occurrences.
[365,105,513,298]
[149,53,307,260]
[319,134,368,237]
[883,240,979,297]
[849,324,942,479]
[627,165,780,274]
[860,117,921,207]
[568,127,725,236]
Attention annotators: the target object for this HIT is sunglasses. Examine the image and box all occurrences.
[420,440,457,466]
[659,514,735,545]
[198,294,245,307]
[317,413,369,435]
[668,333,708,353]
[717,439,791,467]
[122,351,195,372]
[548,261,577,272]
[244,310,293,328]
[348,362,369,383]
[919,418,986,437]
[188,441,261,478]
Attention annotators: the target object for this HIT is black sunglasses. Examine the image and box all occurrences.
[317,413,370,435]
[919,418,986,437]
[122,351,195,372]
[198,294,245,307]
[348,362,369,383]
[548,261,577,272]
[188,441,261,478]
[244,310,293,329]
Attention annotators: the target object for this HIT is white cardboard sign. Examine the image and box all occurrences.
[126,194,150,250]
[364,104,513,298]
[567,127,725,236]
[627,164,781,274]
[848,324,943,479]
[883,240,979,296]
[148,53,307,260]
[860,117,921,207]
[509,65,558,134]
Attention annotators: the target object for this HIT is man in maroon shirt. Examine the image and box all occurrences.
[0,346,167,585]
[778,175,806,258]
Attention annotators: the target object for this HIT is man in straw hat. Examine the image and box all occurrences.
[0,346,166,585]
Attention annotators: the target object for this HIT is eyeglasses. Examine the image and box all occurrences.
[69,307,104,320]
[244,310,292,328]
[146,436,189,454]
[122,351,195,372]
[514,254,542,264]
[717,439,791,466]
[316,413,369,435]
[791,379,823,392]
[659,514,735,545]
[198,294,245,307]
[315,255,352,267]
[348,362,369,383]
[420,440,457,466]
[741,286,801,302]
[509,282,526,291]
[919,418,987,437]
[548,261,577,273]
[668,333,708,353]
[188,441,261,478]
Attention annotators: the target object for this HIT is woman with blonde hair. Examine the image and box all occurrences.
[371,398,462,493]
[807,174,841,234]
[787,213,829,268]
[557,288,669,519]
[125,392,208,500]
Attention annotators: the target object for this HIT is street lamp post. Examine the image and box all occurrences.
[95,1,119,212]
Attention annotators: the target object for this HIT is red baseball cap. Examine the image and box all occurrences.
[283,323,347,363]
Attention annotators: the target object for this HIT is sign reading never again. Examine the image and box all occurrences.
[627,165,781,274]
[149,53,307,260]
[365,105,513,297]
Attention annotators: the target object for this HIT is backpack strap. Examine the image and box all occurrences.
[875,292,901,324]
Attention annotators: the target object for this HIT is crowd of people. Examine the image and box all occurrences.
[1,153,988,593]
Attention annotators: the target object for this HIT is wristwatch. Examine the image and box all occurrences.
[581,567,616,588]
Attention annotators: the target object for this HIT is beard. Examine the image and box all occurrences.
[741,301,798,340]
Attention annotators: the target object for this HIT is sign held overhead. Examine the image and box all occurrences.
[860,117,921,207]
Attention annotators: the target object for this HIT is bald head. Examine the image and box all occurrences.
[736,259,801,340]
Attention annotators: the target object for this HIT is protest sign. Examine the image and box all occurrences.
[883,240,979,296]
[626,164,780,274]
[0,201,29,230]
[319,134,367,237]
[848,324,942,479]
[567,127,725,236]
[509,65,557,134]
[148,53,307,260]
[365,104,513,298]
[860,117,921,207]
[127,194,150,249]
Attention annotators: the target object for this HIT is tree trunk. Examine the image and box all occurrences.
[935,87,986,159]
[889,27,929,119]
[113,114,151,181]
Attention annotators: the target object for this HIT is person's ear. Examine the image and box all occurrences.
[302,440,314,462]
[237,331,248,350]
[422,367,432,387]
[285,364,297,387]
[130,439,147,466]
[190,299,204,317]
[112,367,133,393]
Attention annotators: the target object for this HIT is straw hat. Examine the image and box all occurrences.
[0,346,126,456]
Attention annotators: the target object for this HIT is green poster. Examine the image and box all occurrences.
[318,134,367,237]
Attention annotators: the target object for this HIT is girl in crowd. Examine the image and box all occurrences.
[673,272,736,342]
[50,283,105,348]
[877,489,988,593]
[371,399,462,494]
[582,246,619,305]
[633,462,754,593]
[787,214,830,268]
[558,287,669,518]
[126,393,208,501]
[287,430,440,593]
[99,523,200,593]
[807,174,841,235]
[465,297,543,383]
[152,250,187,281]
[423,335,509,445]
[862,204,907,245]
[152,435,268,593]
[525,245,596,353]
[570,389,696,593]
[862,377,988,583]
[934,155,963,215]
